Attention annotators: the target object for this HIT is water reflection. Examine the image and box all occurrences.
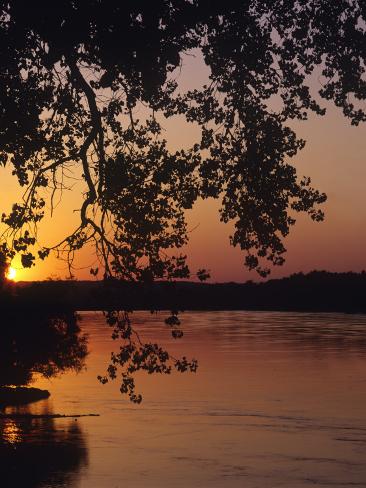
[2,311,366,487]
[0,308,89,488]
[0,403,88,488]
[2,418,22,444]
[0,309,88,388]
[160,311,366,355]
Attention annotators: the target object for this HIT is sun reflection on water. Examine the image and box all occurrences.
[3,419,22,445]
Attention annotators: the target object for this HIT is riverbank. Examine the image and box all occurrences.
[0,387,50,406]
[4,271,366,314]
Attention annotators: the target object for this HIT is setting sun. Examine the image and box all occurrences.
[6,266,17,281]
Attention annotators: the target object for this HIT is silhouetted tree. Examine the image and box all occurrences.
[0,250,7,287]
[5,0,359,279]
[1,1,365,401]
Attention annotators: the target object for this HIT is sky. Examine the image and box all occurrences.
[1,51,366,282]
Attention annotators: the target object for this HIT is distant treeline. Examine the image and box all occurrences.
[3,271,366,314]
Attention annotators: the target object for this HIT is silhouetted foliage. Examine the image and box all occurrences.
[0,253,6,276]
[5,0,362,279]
[0,278,200,402]
[1,1,366,401]
[0,248,9,289]
[0,308,88,387]
[97,309,197,403]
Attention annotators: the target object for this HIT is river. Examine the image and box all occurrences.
[2,311,366,487]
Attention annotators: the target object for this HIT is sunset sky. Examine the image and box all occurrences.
[2,51,366,283]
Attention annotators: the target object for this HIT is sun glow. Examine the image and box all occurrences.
[6,266,17,281]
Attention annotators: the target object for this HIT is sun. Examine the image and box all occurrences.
[6,267,17,281]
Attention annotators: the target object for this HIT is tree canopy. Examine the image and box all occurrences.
[0,0,364,279]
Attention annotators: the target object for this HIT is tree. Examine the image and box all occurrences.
[0,248,8,284]
[5,0,358,279]
[1,0,364,400]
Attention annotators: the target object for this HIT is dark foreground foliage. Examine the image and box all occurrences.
[5,0,363,278]
[0,303,88,388]
[0,281,199,403]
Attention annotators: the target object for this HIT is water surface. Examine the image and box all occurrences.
[2,311,366,487]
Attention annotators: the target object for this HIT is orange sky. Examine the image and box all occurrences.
[1,52,366,282]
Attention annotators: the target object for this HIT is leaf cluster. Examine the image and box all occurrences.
[1,1,360,276]
[97,309,197,403]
